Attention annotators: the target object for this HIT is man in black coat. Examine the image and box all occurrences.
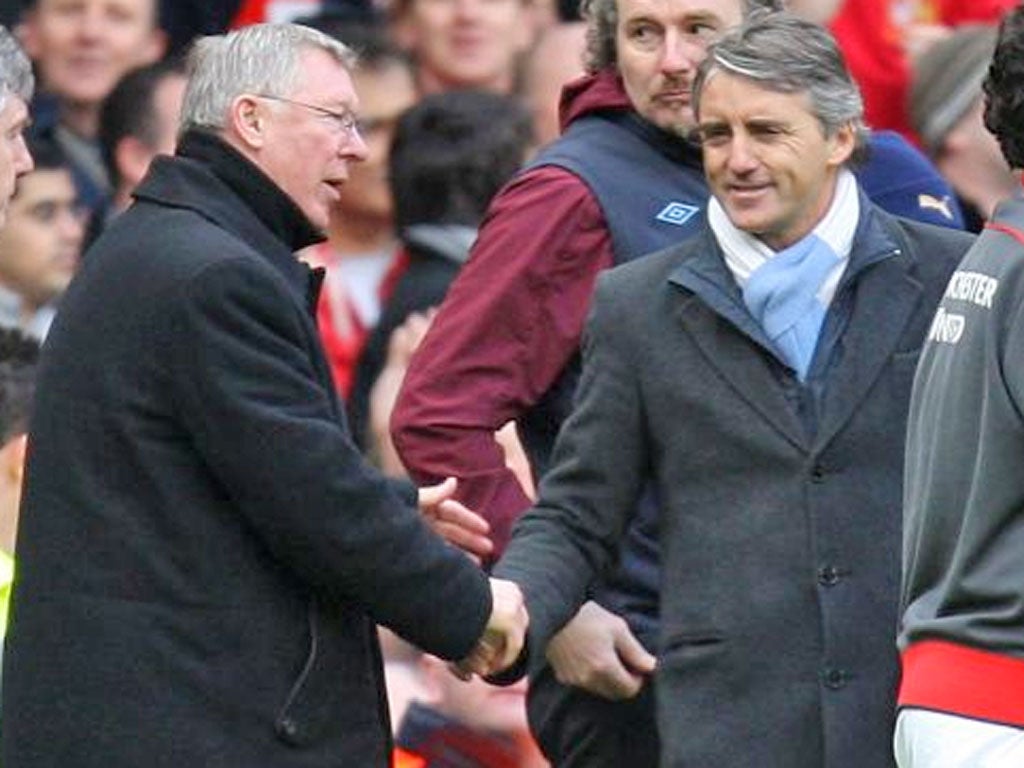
[0,22,525,768]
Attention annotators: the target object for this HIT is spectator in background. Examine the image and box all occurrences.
[910,24,1016,232]
[348,89,533,451]
[0,137,85,340]
[0,25,34,228]
[0,329,38,642]
[97,58,187,226]
[299,20,418,398]
[391,0,533,94]
[521,21,586,147]
[17,0,166,212]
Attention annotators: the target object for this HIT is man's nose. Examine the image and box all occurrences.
[14,135,34,177]
[660,31,704,75]
[726,133,759,173]
[343,128,369,162]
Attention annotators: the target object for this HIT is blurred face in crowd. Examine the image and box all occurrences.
[115,71,186,198]
[696,70,854,250]
[523,21,586,146]
[0,167,84,309]
[20,0,164,113]
[616,0,743,135]
[398,0,532,94]
[0,96,34,229]
[332,60,417,226]
[246,47,369,230]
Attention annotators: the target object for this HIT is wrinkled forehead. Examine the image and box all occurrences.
[696,73,823,135]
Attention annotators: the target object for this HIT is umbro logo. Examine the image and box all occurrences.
[655,202,700,226]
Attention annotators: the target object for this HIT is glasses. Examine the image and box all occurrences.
[255,94,360,138]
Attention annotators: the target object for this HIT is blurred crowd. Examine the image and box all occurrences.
[0,1,1020,767]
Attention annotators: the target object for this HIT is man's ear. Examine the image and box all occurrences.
[827,121,857,168]
[1,434,27,487]
[229,95,268,150]
[114,135,156,191]
[15,13,41,60]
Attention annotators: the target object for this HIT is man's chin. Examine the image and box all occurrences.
[646,108,695,139]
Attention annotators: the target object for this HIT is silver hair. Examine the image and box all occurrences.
[180,23,356,134]
[0,25,34,114]
[692,11,869,163]
[579,0,784,74]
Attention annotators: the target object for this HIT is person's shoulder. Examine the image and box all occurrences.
[597,236,704,300]
[885,208,976,255]
[476,163,603,240]
[871,205,976,288]
[497,162,594,203]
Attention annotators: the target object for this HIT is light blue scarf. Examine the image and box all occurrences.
[710,169,860,381]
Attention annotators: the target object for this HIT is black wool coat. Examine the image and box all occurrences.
[1,132,491,768]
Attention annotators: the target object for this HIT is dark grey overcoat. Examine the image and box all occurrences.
[496,202,973,767]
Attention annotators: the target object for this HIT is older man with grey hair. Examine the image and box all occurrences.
[0,26,34,228]
[490,12,974,768]
[1,22,526,768]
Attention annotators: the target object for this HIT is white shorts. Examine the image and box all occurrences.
[894,709,1024,767]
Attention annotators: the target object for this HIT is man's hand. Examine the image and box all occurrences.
[457,578,528,677]
[545,600,656,700]
[418,477,494,561]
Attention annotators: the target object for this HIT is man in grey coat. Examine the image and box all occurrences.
[1,23,525,768]
[491,13,974,768]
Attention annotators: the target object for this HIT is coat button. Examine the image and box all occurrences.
[811,464,826,482]
[818,565,841,586]
[276,717,299,742]
[823,668,847,690]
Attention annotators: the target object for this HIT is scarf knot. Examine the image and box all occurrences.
[710,169,860,381]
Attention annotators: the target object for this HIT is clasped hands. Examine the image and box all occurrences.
[418,478,528,678]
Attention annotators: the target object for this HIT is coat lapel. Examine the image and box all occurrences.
[668,236,810,450]
[813,249,921,451]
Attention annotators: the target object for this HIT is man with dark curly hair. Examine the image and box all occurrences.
[897,5,1024,766]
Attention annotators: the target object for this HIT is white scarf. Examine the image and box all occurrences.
[708,168,861,380]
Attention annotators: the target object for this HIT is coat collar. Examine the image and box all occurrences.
[666,189,920,450]
[132,130,326,312]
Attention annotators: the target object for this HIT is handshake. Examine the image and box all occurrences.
[417,477,529,677]
[456,578,529,678]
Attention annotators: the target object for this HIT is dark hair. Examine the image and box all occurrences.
[983,4,1024,170]
[389,90,533,231]
[0,329,39,444]
[99,58,186,189]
